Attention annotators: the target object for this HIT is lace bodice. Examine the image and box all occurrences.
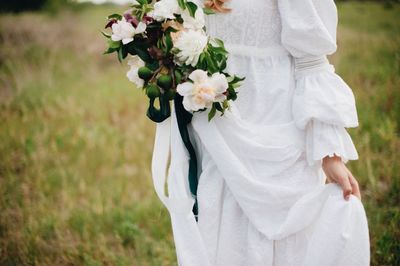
[204,0,282,48]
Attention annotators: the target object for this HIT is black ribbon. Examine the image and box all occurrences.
[174,94,199,221]
[146,94,171,123]
[147,94,199,221]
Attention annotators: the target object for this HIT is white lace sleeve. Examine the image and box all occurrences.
[278,0,359,165]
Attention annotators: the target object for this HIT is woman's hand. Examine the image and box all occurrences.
[322,155,361,201]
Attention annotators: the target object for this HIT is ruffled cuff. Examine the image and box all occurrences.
[291,56,359,165]
[305,120,359,166]
[292,55,359,130]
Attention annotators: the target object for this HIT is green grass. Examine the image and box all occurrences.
[0,2,399,265]
[335,4,400,265]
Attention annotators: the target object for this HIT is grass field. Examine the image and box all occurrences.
[0,2,399,265]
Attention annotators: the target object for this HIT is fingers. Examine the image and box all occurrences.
[322,158,361,201]
[347,170,361,200]
[338,174,352,201]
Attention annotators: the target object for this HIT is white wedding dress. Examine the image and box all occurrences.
[150,0,371,265]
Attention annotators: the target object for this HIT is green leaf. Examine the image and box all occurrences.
[164,32,173,53]
[196,52,207,69]
[101,31,111,39]
[165,26,178,33]
[208,42,228,57]
[118,47,123,62]
[163,27,177,54]
[222,100,229,109]
[211,47,228,56]
[219,60,227,70]
[213,38,225,48]
[122,46,129,58]
[132,48,148,61]
[230,75,246,84]
[103,47,118,55]
[205,54,218,73]
[203,7,215,15]
[126,40,151,62]
[108,13,122,20]
[208,105,216,121]
[177,0,186,10]
[170,47,180,55]
[136,0,147,5]
[227,87,237,101]
[186,1,198,17]
[226,76,234,83]
[117,46,128,62]
[227,75,245,86]
[214,102,223,112]
[199,52,205,63]
[232,83,241,89]
[108,39,121,49]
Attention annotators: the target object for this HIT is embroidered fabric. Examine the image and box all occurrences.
[204,0,282,49]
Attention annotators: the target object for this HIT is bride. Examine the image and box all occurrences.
[151,0,371,265]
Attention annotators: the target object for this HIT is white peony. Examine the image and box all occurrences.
[111,18,146,45]
[126,56,145,88]
[181,8,205,30]
[177,69,228,112]
[173,29,208,67]
[149,0,181,21]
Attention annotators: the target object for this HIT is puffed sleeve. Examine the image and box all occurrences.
[277,0,359,165]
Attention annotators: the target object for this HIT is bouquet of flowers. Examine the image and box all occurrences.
[102,0,244,220]
[102,0,244,122]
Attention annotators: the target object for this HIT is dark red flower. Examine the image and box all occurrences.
[105,18,117,29]
[123,13,139,27]
[143,15,154,25]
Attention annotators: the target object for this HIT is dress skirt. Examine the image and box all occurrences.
[150,0,371,264]
[185,48,370,266]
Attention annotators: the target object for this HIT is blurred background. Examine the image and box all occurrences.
[0,0,399,265]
